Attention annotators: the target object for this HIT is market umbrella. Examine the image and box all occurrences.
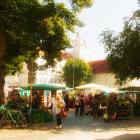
[100,87,117,93]
[75,83,106,90]
[21,84,65,90]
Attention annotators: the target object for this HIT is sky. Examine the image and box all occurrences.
[43,0,139,60]
[73,0,139,60]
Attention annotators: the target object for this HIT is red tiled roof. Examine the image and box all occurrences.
[88,60,110,74]
[38,50,72,60]
[60,50,73,60]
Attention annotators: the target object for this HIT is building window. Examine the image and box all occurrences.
[48,70,50,75]
[45,70,48,75]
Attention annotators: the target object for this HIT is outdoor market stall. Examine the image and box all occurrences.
[20,84,66,123]
[116,96,133,119]
[103,91,134,120]
[21,84,66,106]
[118,86,140,116]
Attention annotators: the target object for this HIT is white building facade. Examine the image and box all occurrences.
[5,51,72,88]
[35,55,66,86]
[88,60,140,90]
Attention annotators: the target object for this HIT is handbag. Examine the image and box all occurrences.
[99,103,107,110]
[114,112,117,120]
[60,107,67,117]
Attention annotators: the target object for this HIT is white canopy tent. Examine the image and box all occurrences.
[75,83,116,95]
[75,84,105,90]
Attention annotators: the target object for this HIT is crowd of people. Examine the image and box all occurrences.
[72,92,135,122]
[6,90,28,108]
[44,92,117,124]
[72,92,117,121]
[4,90,134,129]
[5,90,42,109]
[50,92,118,129]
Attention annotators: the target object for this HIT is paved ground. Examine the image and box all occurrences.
[0,109,140,140]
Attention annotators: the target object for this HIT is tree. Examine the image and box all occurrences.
[100,10,140,85]
[0,0,94,104]
[63,59,93,88]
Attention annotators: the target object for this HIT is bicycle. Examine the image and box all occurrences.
[0,109,28,129]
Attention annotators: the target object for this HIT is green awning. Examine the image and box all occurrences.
[21,84,65,90]
[19,90,30,96]
[117,90,125,94]
[119,87,140,92]
[65,87,74,91]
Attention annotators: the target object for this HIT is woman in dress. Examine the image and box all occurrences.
[52,96,65,128]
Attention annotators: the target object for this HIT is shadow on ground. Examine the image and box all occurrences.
[26,109,140,134]
[1,109,140,134]
[95,133,140,140]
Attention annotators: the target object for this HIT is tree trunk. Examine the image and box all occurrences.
[0,59,5,105]
[0,31,6,58]
[0,31,6,105]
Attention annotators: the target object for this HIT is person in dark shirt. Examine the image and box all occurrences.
[107,95,116,121]
[80,95,85,117]
[34,92,42,109]
[92,94,100,119]
[64,93,69,111]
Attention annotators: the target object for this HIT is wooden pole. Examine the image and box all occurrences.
[30,60,33,123]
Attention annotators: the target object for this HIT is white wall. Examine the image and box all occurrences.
[92,73,130,89]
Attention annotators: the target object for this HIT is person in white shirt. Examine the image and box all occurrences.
[75,94,80,116]
[52,95,65,128]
